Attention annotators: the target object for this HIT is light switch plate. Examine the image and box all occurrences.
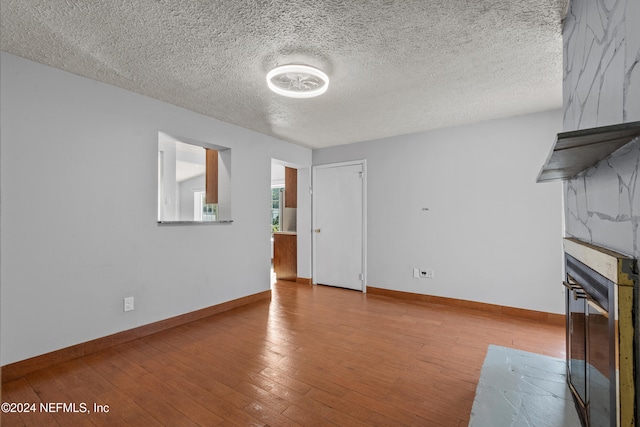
[124,297,134,312]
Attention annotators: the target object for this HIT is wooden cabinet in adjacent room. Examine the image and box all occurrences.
[273,232,297,282]
[285,167,297,208]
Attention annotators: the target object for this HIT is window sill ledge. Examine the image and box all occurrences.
[157,220,234,225]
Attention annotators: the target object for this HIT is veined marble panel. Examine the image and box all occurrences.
[564,138,640,258]
[563,0,640,259]
[563,0,640,132]
[624,0,640,121]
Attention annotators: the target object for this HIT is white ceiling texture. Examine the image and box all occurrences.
[0,0,568,149]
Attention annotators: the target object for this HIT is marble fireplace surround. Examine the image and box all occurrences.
[562,0,640,260]
[538,120,640,259]
[561,0,639,421]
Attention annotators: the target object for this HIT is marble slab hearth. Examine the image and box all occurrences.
[469,345,581,427]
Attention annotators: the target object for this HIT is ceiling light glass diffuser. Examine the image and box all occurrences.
[266,64,329,98]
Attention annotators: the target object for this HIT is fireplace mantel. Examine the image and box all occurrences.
[537,121,640,183]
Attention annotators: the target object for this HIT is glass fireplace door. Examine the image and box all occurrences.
[566,276,588,417]
[587,299,611,427]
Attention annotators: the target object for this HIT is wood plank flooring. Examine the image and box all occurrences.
[1,281,565,426]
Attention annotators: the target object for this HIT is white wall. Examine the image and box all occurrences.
[313,110,565,314]
[178,174,205,221]
[158,132,179,221]
[0,53,312,365]
[297,168,312,279]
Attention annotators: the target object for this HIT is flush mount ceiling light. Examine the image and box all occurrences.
[266,64,329,98]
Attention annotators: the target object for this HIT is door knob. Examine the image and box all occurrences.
[314,228,321,233]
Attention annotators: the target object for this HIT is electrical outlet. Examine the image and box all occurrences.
[419,269,435,279]
[413,268,420,278]
[124,297,134,312]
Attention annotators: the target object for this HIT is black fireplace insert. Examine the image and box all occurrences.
[563,238,637,427]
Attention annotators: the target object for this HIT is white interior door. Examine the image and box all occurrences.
[312,161,366,291]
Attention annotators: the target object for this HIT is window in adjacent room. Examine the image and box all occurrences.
[271,186,283,232]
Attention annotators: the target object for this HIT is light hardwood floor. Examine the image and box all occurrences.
[1,280,565,426]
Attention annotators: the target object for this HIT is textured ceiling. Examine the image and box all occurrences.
[0,0,567,149]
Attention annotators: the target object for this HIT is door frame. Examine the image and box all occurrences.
[312,160,367,292]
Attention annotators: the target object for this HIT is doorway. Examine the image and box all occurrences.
[312,160,367,292]
[271,160,299,285]
[270,162,284,285]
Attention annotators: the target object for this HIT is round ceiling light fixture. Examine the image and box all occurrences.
[266,64,329,98]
